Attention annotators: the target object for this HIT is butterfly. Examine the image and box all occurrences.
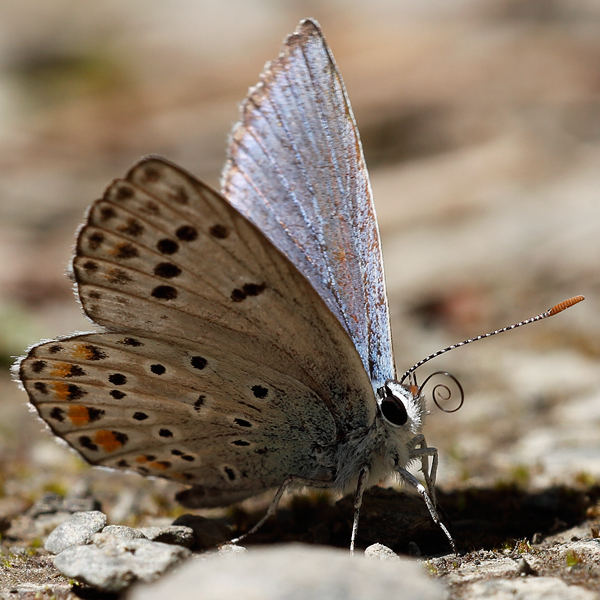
[17,18,584,553]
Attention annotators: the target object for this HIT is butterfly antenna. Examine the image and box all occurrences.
[399,295,585,386]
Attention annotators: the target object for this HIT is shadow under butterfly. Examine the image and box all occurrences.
[17,19,583,554]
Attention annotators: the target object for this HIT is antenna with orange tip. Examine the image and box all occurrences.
[400,295,585,386]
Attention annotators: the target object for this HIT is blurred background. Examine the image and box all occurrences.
[1,0,599,521]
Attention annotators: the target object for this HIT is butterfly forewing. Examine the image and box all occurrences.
[74,159,371,417]
[20,156,376,504]
[222,20,394,390]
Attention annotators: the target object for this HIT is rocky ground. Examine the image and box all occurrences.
[3,482,600,598]
[1,1,600,598]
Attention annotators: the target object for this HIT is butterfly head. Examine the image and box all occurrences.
[376,380,426,436]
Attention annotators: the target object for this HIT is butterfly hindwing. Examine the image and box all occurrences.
[222,20,395,390]
[20,331,338,506]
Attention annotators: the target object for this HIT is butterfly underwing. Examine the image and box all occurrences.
[18,19,449,551]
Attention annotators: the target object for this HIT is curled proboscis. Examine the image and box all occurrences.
[418,371,464,413]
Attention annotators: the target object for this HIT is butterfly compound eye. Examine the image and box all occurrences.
[380,396,408,426]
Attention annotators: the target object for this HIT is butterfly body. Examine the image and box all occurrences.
[18,20,443,549]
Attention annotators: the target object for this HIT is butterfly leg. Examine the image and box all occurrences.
[227,474,329,546]
[397,466,456,554]
[350,466,369,555]
[408,434,438,506]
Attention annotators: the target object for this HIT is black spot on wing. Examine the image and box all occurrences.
[50,407,65,422]
[142,201,160,215]
[88,408,105,422]
[251,385,268,399]
[83,260,98,272]
[66,365,86,377]
[209,224,229,239]
[79,436,98,452]
[115,243,139,259]
[170,186,189,205]
[190,356,207,370]
[157,239,179,255]
[115,185,134,200]
[66,385,86,401]
[107,268,133,285]
[117,218,144,237]
[154,263,181,279]
[231,283,266,302]
[88,233,105,250]
[34,382,48,394]
[151,285,178,300]
[142,166,160,182]
[176,225,198,241]
[100,206,117,221]
[84,345,108,360]
[119,338,144,347]
[108,373,127,386]
[31,360,46,374]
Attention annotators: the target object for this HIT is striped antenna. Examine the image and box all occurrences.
[399,295,585,385]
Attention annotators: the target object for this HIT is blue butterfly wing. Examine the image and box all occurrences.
[222,19,395,390]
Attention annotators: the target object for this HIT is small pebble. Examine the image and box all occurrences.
[364,543,400,561]
[139,525,194,548]
[218,543,247,556]
[517,557,538,576]
[44,511,107,554]
[102,525,146,540]
[54,536,190,592]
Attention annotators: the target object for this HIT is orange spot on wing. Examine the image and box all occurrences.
[68,405,90,426]
[94,430,123,453]
[72,344,97,361]
[136,455,148,463]
[50,363,74,378]
[149,461,169,471]
[52,382,70,401]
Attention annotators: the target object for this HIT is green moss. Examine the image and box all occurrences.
[566,548,580,567]
[510,465,531,487]
[574,471,596,487]
[424,560,438,575]
[43,482,68,497]
[514,539,532,554]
